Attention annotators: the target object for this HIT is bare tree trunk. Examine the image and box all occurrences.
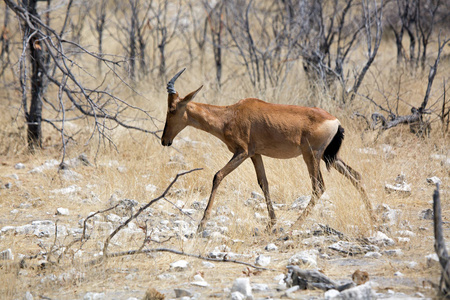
[0,4,10,77]
[24,0,46,150]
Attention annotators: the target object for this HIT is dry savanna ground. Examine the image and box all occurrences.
[0,3,449,299]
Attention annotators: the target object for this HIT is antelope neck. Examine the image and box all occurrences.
[186,102,229,141]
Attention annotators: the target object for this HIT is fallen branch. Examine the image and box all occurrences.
[102,168,202,258]
[86,247,276,271]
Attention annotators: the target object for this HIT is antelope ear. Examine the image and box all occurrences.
[180,85,203,105]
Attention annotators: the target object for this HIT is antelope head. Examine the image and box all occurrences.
[162,68,203,146]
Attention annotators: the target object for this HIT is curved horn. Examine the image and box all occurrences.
[167,68,186,94]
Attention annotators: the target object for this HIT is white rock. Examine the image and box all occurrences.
[339,282,375,300]
[231,278,253,299]
[265,243,278,251]
[202,261,215,268]
[230,291,245,300]
[191,274,209,287]
[396,237,410,244]
[83,292,105,300]
[0,248,14,260]
[290,195,311,210]
[60,169,83,181]
[56,208,70,216]
[358,148,378,155]
[288,250,318,268]
[106,214,122,223]
[427,176,442,185]
[157,274,176,280]
[324,289,341,299]
[396,230,415,237]
[28,160,59,174]
[364,252,382,259]
[383,249,403,256]
[426,253,440,268]
[23,291,34,300]
[10,209,19,215]
[145,184,157,193]
[394,271,404,277]
[50,185,81,195]
[251,191,264,201]
[170,260,190,271]
[255,255,271,267]
[368,231,395,247]
[251,283,269,292]
[15,163,25,169]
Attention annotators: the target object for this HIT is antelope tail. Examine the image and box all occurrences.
[323,125,344,170]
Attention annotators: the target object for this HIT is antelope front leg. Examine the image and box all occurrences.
[197,151,248,233]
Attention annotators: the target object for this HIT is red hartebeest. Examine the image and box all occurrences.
[162,69,375,233]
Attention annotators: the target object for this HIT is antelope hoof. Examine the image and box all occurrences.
[197,222,206,235]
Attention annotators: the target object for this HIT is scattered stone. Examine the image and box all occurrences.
[28,159,59,174]
[265,243,278,251]
[288,250,318,268]
[0,248,13,260]
[251,191,264,201]
[383,249,403,257]
[339,282,375,300]
[420,209,434,220]
[50,185,81,195]
[23,291,33,300]
[145,184,158,193]
[385,174,411,196]
[358,148,377,155]
[191,200,207,210]
[157,274,176,280]
[396,237,410,244]
[329,241,378,255]
[56,207,70,216]
[15,163,25,169]
[230,292,245,300]
[191,274,209,287]
[252,283,269,292]
[255,254,271,267]
[290,196,311,210]
[83,292,105,300]
[282,285,300,298]
[324,289,341,299]
[231,278,252,300]
[170,260,190,271]
[106,214,122,223]
[430,154,450,168]
[396,230,415,237]
[376,204,401,225]
[426,253,439,268]
[59,169,83,181]
[174,288,192,298]
[367,231,395,247]
[364,252,382,259]
[427,176,442,185]
[202,261,215,268]
[10,209,18,214]
[117,166,127,173]
[381,144,396,158]
[394,271,404,277]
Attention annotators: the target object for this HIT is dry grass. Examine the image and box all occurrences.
[0,3,449,298]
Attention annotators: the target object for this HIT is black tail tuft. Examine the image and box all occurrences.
[323,125,345,170]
